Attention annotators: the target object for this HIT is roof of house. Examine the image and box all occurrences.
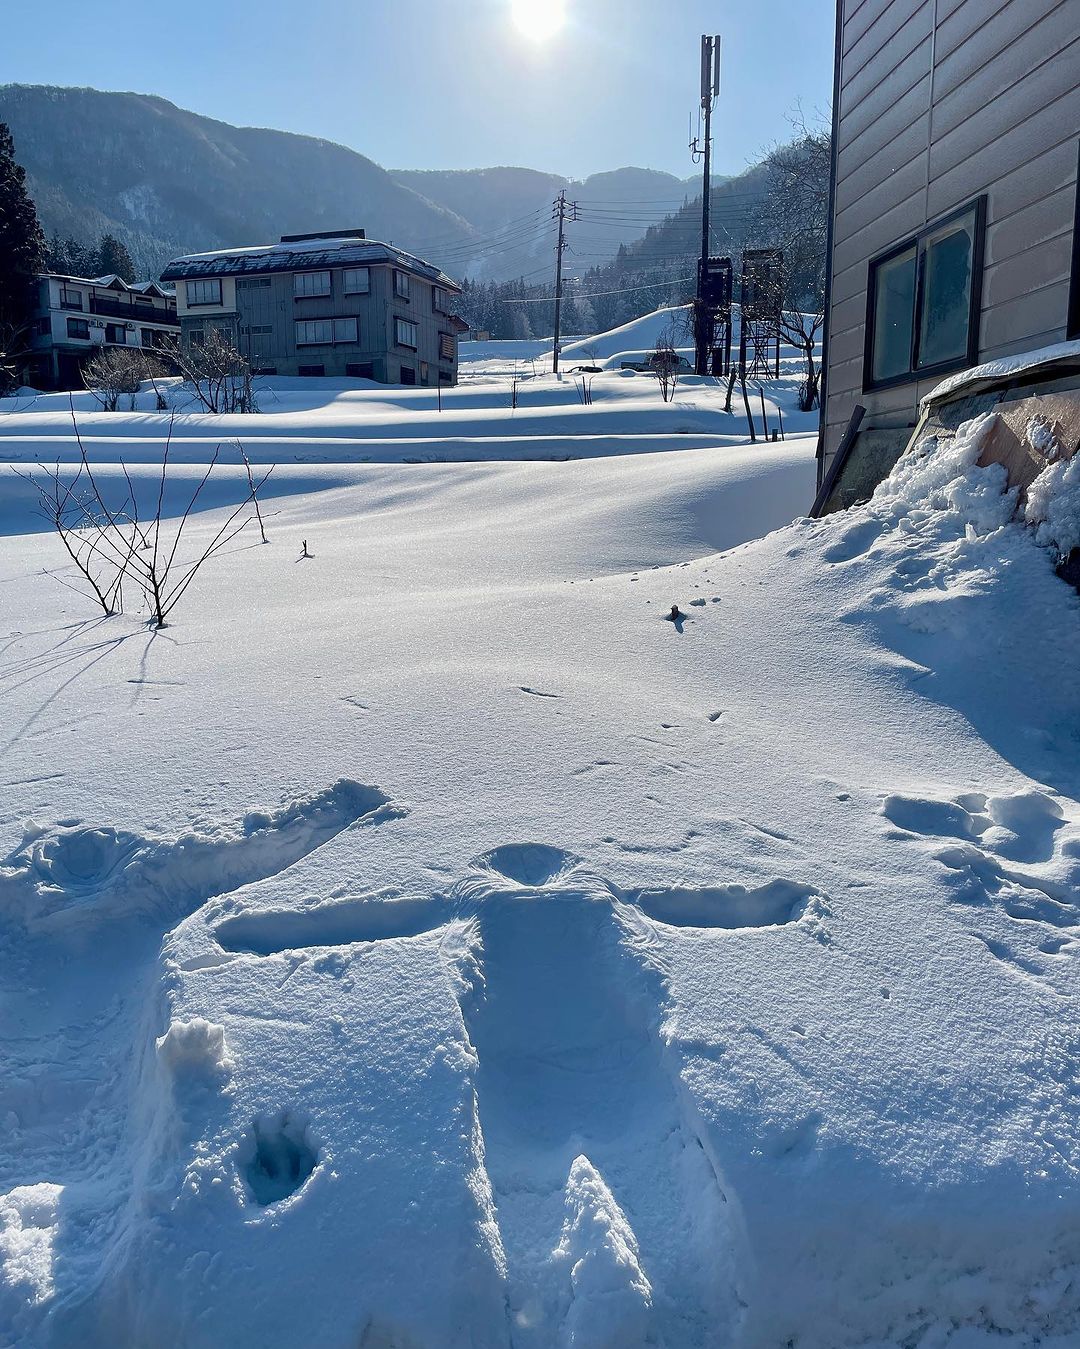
[159,236,462,291]
[41,273,174,298]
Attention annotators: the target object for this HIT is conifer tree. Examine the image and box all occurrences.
[97,233,135,283]
[0,121,46,332]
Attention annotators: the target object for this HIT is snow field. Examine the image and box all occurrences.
[0,348,1078,1347]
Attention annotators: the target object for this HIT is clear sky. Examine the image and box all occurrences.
[0,0,836,181]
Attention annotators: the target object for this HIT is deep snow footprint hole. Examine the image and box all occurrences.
[241,1109,320,1206]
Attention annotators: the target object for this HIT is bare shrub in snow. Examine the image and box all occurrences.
[165,328,258,414]
[13,403,273,624]
[84,346,167,412]
[652,334,680,404]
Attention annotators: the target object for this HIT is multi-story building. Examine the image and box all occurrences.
[817,0,1080,512]
[160,230,466,386]
[26,274,179,390]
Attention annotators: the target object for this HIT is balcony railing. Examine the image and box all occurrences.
[87,296,178,325]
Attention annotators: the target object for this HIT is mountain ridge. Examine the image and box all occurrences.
[0,84,751,285]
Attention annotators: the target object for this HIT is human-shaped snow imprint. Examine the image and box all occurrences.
[451,848,738,1346]
[213,843,823,1346]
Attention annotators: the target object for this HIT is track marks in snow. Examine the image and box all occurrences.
[215,894,445,956]
[880,787,1080,983]
[240,1109,320,1206]
[518,685,560,699]
[454,868,738,1346]
[1,779,399,931]
[477,842,581,887]
[629,879,819,929]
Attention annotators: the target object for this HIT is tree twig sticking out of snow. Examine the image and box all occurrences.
[10,405,274,626]
[237,441,269,543]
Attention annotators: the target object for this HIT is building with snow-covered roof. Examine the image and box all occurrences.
[816,0,1080,515]
[160,230,467,386]
[26,273,179,390]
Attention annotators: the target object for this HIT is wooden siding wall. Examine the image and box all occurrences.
[824,0,1080,468]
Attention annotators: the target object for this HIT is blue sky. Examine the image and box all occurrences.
[0,0,836,180]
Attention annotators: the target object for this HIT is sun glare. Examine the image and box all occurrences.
[511,0,566,43]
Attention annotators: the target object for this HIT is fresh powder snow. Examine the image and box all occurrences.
[0,343,1077,1348]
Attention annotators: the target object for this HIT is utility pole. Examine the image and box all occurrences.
[690,34,721,376]
[551,189,578,374]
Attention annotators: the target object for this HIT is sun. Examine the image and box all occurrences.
[511,0,566,43]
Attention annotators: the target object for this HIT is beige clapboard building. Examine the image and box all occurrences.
[817,0,1080,511]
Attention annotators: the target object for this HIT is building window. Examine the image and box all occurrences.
[394,270,410,300]
[395,317,418,349]
[298,364,325,377]
[864,197,985,391]
[236,276,272,290]
[347,361,374,378]
[400,365,416,385]
[293,270,332,298]
[439,332,455,362]
[343,267,370,294]
[295,318,356,345]
[242,325,273,336]
[105,323,126,344]
[66,317,90,340]
[432,286,453,314]
[59,287,83,311]
[420,361,429,384]
[186,278,222,307]
[295,319,334,346]
[189,329,205,347]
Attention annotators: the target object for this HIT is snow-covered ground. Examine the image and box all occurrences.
[0,347,1078,1348]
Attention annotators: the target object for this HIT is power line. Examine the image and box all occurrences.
[495,275,693,303]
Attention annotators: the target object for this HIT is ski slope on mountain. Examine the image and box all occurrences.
[0,363,1077,1347]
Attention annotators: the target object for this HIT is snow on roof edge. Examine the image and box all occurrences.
[922,340,1080,408]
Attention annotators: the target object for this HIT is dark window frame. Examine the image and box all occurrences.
[863,196,986,393]
[292,269,333,300]
[294,316,359,347]
[343,267,371,295]
[59,286,84,311]
[394,316,418,350]
[186,278,223,308]
[393,270,411,301]
[66,317,90,340]
[1068,141,1080,341]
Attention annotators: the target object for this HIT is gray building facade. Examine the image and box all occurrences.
[160,231,465,386]
[26,274,178,391]
[819,0,1080,502]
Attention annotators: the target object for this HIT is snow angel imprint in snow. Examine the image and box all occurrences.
[202,843,827,1340]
